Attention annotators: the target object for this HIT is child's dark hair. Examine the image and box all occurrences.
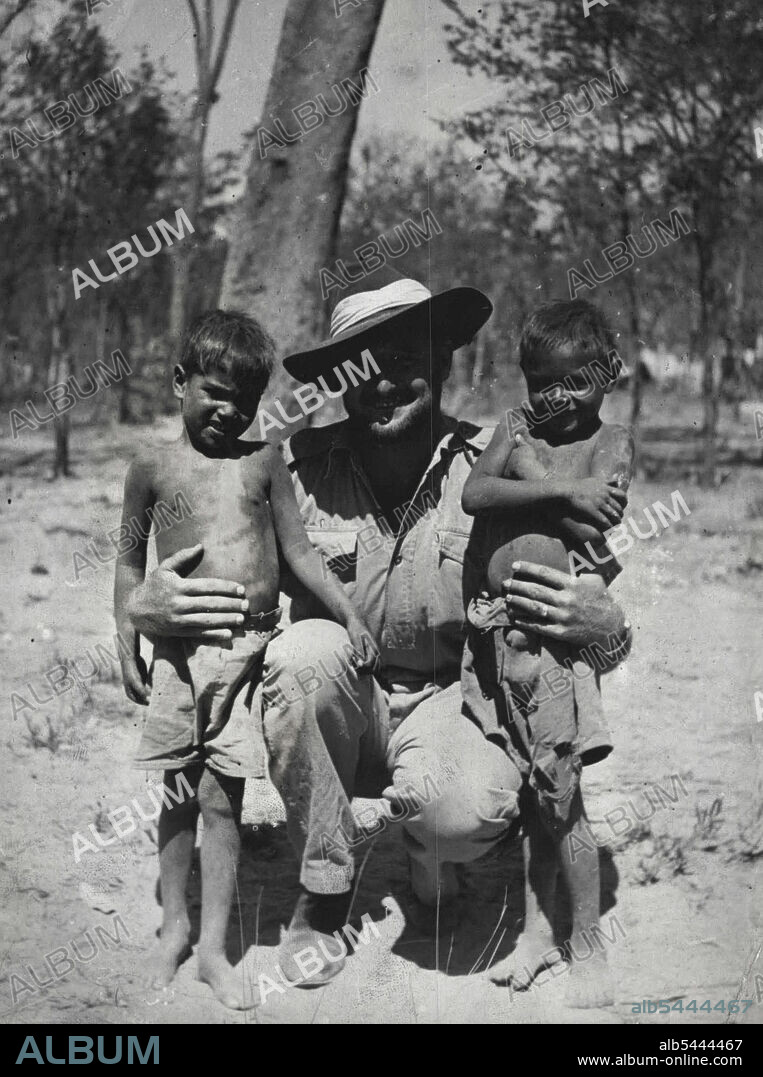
[179,309,276,398]
[520,300,619,379]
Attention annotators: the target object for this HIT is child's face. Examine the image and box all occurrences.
[521,346,612,437]
[173,366,262,455]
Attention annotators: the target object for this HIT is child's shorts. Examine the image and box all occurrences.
[461,595,612,833]
[135,609,281,779]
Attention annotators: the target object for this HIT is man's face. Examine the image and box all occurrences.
[343,331,453,441]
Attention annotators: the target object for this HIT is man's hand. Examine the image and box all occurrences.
[126,545,248,641]
[564,478,627,530]
[503,561,627,649]
[346,615,380,676]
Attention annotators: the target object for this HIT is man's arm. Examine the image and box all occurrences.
[267,447,379,672]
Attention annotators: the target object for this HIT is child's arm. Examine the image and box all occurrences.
[463,423,626,532]
[592,423,635,490]
[463,423,569,514]
[560,424,635,549]
[266,446,379,673]
[113,456,156,705]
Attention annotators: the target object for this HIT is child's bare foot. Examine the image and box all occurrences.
[144,921,192,991]
[197,952,255,1010]
[564,948,614,1008]
[488,926,565,989]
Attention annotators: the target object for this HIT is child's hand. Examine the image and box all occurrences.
[120,648,151,706]
[564,478,627,530]
[346,615,380,676]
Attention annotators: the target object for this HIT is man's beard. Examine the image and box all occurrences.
[348,393,433,441]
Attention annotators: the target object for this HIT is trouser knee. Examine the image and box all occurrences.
[263,619,358,721]
[402,781,520,866]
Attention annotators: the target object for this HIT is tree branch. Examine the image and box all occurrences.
[209,0,242,97]
[0,0,35,40]
[185,0,204,80]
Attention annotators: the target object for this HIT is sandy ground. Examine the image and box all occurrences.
[1,388,761,1026]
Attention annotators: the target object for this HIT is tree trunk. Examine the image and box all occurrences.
[696,234,717,488]
[625,272,643,431]
[726,242,747,417]
[610,101,643,433]
[168,115,208,342]
[116,302,133,423]
[53,412,71,478]
[220,0,386,360]
[50,332,71,478]
[169,0,243,341]
[618,212,643,431]
[47,269,72,480]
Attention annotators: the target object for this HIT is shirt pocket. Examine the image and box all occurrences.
[428,528,469,631]
[304,526,359,585]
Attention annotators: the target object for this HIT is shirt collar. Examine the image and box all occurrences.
[441,416,491,455]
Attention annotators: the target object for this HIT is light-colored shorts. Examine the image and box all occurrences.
[461,595,611,833]
[135,610,281,779]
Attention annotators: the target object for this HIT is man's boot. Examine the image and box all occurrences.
[277,888,354,987]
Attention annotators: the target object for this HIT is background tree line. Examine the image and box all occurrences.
[1,0,762,484]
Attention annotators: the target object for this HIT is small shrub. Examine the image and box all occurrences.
[727,794,763,862]
[632,834,689,885]
[692,796,724,851]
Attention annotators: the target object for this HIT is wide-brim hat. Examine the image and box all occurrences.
[282,263,493,383]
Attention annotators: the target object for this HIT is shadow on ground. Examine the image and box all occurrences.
[149,821,621,980]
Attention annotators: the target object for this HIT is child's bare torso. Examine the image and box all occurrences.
[151,438,280,614]
[485,430,600,596]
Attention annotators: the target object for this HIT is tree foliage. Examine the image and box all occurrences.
[440,0,763,473]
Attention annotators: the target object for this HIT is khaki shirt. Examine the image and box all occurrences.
[281,415,492,696]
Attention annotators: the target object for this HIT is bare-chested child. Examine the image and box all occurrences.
[460,300,634,1008]
[114,310,377,1010]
